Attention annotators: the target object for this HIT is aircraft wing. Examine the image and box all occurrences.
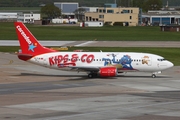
[69,66,100,72]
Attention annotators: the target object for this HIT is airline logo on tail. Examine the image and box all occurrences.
[16,25,36,52]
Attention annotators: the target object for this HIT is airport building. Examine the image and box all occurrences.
[0,12,40,23]
[18,13,40,23]
[80,7,98,13]
[54,2,79,19]
[85,6,139,26]
[0,13,17,22]
[142,10,180,26]
[53,3,140,26]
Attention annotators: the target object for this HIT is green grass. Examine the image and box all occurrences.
[1,22,180,41]
[0,46,179,66]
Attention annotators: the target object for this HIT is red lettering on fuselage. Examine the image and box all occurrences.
[81,54,94,63]
[81,54,87,62]
[57,55,63,63]
[64,54,69,63]
[49,56,55,66]
[71,54,78,62]
[86,54,94,63]
[48,54,94,66]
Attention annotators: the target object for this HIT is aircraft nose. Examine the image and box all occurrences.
[168,61,174,68]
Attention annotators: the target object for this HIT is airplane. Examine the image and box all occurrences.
[14,22,174,78]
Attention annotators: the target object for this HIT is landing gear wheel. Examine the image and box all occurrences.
[88,74,93,78]
[152,74,156,78]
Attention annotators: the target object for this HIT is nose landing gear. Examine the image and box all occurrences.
[151,71,161,78]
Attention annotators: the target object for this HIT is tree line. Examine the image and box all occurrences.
[0,0,180,8]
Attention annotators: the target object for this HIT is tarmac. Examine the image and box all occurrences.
[1,40,180,47]
[0,52,180,120]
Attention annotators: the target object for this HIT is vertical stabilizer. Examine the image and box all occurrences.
[15,22,56,56]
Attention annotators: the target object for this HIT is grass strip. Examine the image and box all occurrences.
[1,22,180,41]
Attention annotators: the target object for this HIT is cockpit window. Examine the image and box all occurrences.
[157,58,166,61]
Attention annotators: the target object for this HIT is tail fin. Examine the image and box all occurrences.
[15,22,56,56]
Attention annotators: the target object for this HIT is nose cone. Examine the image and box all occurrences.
[159,61,174,71]
[168,61,174,68]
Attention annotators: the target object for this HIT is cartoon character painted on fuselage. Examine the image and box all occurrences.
[103,54,134,70]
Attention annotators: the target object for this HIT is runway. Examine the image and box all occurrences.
[1,40,180,47]
[0,52,180,120]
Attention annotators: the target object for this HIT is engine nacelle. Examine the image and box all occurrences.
[99,67,118,77]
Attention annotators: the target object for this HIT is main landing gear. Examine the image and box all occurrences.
[88,73,93,78]
[88,72,98,78]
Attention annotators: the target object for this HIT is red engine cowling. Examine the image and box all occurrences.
[99,67,118,77]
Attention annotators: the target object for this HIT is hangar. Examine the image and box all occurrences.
[142,10,180,26]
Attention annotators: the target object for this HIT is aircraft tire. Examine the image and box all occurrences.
[152,74,156,78]
[88,73,93,78]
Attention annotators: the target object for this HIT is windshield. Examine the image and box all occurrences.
[157,58,166,61]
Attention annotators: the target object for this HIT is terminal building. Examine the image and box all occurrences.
[85,7,139,26]
[85,4,140,26]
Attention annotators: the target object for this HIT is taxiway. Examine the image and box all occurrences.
[0,52,180,120]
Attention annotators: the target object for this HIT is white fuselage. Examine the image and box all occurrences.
[27,52,174,73]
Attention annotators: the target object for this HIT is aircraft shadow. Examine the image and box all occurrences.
[117,75,172,78]
[14,73,119,81]
[14,73,172,80]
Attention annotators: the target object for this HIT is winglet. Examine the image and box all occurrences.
[14,22,56,56]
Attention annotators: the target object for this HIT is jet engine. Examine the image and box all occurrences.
[99,67,118,77]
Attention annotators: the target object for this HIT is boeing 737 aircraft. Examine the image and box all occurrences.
[15,22,174,78]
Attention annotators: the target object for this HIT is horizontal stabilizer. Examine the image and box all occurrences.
[17,53,33,61]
